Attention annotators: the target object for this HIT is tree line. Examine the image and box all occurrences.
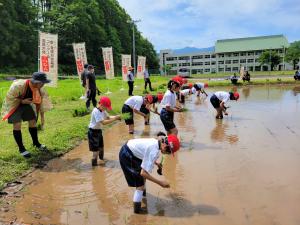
[0,0,159,75]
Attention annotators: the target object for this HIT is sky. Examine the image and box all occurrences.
[117,0,300,51]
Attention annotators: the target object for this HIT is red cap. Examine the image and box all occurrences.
[233,92,239,100]
[145,94,153,104]
[167,134,180,155]
[172,76,184,85]
[99,96,112,110]
[182,78,188,84]
[204,83,208,88]
[157,93,164,102]
[188,83,193,88]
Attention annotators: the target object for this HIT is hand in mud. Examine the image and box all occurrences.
[116,115,122,121]
[159,180,170,188]
[21,98,32,104]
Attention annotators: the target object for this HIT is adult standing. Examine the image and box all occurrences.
[127,66,135,96]
[143,65,153,91]
[1,72,51,158]
[80,64,89,97]
[86,65,97,110]
[210,91,239,119]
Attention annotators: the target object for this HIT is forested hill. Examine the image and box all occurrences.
[0,0,159,75]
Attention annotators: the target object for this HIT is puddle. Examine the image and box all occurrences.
[1,85,300,225]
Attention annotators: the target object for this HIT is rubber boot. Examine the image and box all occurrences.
[91,158,97,166]
[133,202,142,214]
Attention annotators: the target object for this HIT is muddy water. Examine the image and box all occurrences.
[1,85,300,225]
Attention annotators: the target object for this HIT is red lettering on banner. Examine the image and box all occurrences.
[138,65,142,72]
[41,55,49,72]
[105,61,110,72]
[122,66,128,75]
[76,60,83,73]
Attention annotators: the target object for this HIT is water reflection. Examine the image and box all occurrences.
[242,87,250,99]
[292,86,300,96]
[210,119,239,144]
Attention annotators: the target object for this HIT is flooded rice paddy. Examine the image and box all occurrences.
[1,85,300,225]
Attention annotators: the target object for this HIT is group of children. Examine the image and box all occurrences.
[87,74,239,214]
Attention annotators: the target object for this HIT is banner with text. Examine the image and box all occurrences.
[39,32,58,87]
[102,47,114,79]
[73,43,88,79]
[136,56,146,79]
[121,54,131,81]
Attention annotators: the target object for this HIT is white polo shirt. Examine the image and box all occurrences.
[161,90,176,108]
[89,108,109,129]
[215,91,230,103]
[180,89,190,96]
[195,83,205,89]
[124,96,144,111]
[127,138,160,173]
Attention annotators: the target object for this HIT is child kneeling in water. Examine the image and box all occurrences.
[119,132,180,214]
[88,96,121,166]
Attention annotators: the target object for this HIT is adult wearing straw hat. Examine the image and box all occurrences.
[1,72,52,158]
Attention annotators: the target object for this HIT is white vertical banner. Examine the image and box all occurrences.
[102,47,114,79]
[39,32,58,87]
[121,54,131,81]
[136,56,146,79]
[73,42,88,80]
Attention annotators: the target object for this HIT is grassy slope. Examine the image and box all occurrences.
[0,75,299,189]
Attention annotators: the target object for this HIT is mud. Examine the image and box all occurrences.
[1,85,300,225]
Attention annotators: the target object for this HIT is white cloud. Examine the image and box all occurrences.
[117,0,300,51]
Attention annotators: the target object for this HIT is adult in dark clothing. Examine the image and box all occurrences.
[144,65,153,91]
[127,66,135,96]
[81,64,89,88]
[86,65,98,110]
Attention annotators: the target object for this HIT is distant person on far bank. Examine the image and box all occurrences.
[144,65,153,91]
[127,66,135,96]
[1,72,52,158]
[86,65,98,110]
[294,70,300,80]
[210,91,239,119]
[230,73,238,84]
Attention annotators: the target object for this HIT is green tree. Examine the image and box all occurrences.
[286,41,300,69]
[258,50,281,71]
[0,0,38,73]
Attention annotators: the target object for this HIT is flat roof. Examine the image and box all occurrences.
[215,35,289,53]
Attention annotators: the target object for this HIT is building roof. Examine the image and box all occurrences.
[215,35,289,53]
[173,46,214,55]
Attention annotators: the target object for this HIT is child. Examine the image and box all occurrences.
[160,80,183,135]
[119,132,180,214]
[122,95,153,134]
[193,82,208,97]
[88,96,121,166]
[179,87,195,104]
[140,93,164,125]
[210,91,239,119]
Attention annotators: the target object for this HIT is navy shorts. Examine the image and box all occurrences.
[140,104,150,115]
[119,144,144,187]
[122,104,134,125]
[88,128,104,151]
[210,94,221,108]
[160,108,175,131]
[193,84,201,91]
[8,104,36,124]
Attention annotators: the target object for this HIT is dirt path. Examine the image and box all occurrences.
[1,86,300,225]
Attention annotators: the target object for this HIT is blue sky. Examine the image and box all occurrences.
[117,0,300,51]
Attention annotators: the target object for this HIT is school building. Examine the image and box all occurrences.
[159,35,292,75]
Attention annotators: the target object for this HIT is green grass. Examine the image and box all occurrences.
[0,74,299,190]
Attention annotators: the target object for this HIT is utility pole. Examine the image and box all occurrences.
[127,19,141,76]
